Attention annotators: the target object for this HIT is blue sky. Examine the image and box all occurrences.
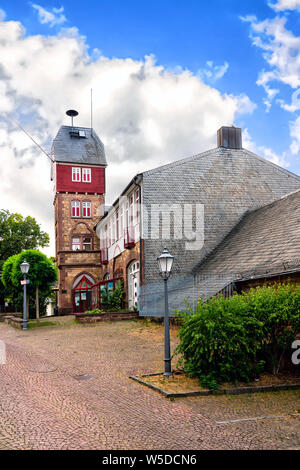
[1,0,300,163]
[1,0,300,254]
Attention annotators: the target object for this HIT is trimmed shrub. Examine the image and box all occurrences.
[245,284,300,374]
[175,283,300,387]
[175,295,265,386]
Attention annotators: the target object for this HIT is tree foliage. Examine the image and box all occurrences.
[0,210,49,270]
[1,250,57,317]
[0,210,50,306]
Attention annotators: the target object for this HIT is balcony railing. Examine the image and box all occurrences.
[100,247,108,264]
[124,226,135,248]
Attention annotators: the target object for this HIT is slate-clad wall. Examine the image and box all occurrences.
[141,147,300,286]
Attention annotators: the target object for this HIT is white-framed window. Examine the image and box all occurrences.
[83,237,92,251]
[82,168,91,183]
[116,209,119,240]
[72,167,81,182]
[120,206,124,234]
[82,201,91,218]
[71,201,80,217]
[135,189,140,223]
[125,201,129,229]
[108,221,111,247]
[72,237,81,251]
[129,194,134,224]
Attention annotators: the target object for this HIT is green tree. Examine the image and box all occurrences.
[0,210,49,306]
[2,250,57,321]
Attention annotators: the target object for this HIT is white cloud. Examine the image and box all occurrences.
[290,116,300,154]
[198,61,229,83]
[242,14,300,117]
[243,128,289,167]
[31,4,67,27]
[0,18,255,255]
[269,0,300,11]
[0,8,6,21]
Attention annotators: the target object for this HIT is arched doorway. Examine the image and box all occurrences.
[72,274,95,312]
[127,260,139,309]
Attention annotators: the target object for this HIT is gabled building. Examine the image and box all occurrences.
[50,119,300,315]
[95,126,300,315]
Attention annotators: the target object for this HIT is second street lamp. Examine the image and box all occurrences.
[20,259,30,331]
[157,248,174,377]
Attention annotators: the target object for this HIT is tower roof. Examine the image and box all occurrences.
[52,125,107,166]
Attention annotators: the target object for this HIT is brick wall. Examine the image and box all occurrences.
[55,192,105,313]
[98,241,141,306]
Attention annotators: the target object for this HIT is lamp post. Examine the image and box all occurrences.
[157,248,174,377]
[20,259,30,331]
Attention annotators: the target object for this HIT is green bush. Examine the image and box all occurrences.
[84,308,105,315]
[245,284,300,374]
[100,280,125,311]
[175,283,300,387]
[175,295,265,386]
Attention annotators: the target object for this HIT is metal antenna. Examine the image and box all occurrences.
[5,115,52,162]
[91,88,93,136]
[66,109,78,127]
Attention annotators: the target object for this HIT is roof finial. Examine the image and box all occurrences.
[66,109,79,127]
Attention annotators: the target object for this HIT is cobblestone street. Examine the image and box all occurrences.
[0,317,299,450]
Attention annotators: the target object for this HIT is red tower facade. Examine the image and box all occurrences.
[52,125,107,314]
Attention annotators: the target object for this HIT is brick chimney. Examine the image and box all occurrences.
[217,126,242,150]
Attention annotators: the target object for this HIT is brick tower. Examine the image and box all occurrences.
[52,116,107,314]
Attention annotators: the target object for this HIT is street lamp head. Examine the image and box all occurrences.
[157,247,174,279]
[20,259,30,275]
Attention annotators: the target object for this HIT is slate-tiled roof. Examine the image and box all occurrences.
[52,126,106,165]
[194,188,300,279]
[141,146,300,283]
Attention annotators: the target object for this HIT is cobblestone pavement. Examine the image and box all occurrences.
[0,317,299,450]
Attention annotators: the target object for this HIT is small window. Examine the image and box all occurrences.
[135,189,140,221]
[83,237,92,251]
[72,237,81,251]
[116,209,119,240]
[82,201,91,218]
[72,167,81,182]
[71,201,80,217]
[79,130,86,138]
[82,168,91,183]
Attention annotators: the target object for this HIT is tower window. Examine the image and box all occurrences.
[82,168,91,183]
[72,237,81,251]
[72,167,81,182]
[71,201,80,217]
[82,201,91,218]
[83,237,92,251]
[72,236,93,251]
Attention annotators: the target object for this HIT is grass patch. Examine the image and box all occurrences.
[28,319,58,329]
